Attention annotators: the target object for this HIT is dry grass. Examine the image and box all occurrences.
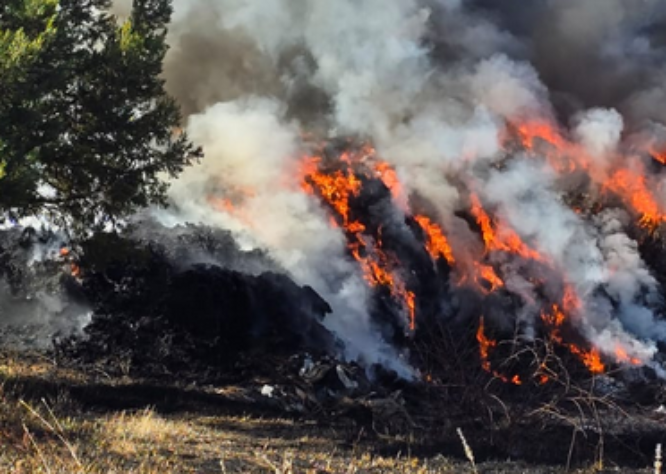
[0,350,656,473]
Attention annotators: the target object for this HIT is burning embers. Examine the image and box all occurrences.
[293,137,661,384]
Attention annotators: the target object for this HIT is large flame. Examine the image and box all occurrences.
[201,127,658,382]
[604,167,665,230]
[510,120,666,231]
[296,143,648,379]
[300,153,417,331]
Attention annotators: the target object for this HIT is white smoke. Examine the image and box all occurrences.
[573,108,624,169]
[107,0,666,373]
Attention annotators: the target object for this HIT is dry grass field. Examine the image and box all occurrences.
[0,351,659,473]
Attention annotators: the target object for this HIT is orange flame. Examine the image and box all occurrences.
[208,196,237,214]
[515,120,567,152]
[511,120,666,231]
[613,346,642,366]
[541,301,604,375]
[414,215,455,265]
[476,317,495,372]
[301,155,417,331]
[469,193,545,262]
[604,167,665,230]
[298,140,650,378]
[477,317,522,384]
[474,263,504,293]
[512,120,582,173]
[456,263,504,294]
[301,158,362,228]
[374,161,404,204]
[70,263,81,278]
[650,146,666,165]
[206,186,257,229]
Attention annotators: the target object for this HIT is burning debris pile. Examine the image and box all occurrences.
[49,127,666,395]
[4,0,666,469]
[0,1,662,398]
[132,0,666,392]
[21,0,662,394]
[293,135,666,387]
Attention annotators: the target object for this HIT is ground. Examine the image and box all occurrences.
[0,351,657,473]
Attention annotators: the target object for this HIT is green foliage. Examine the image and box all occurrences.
[0,0,202,234]
[0,0,57,73]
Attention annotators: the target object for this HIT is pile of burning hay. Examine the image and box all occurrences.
[3,148,666,466]
[5,133,666,394]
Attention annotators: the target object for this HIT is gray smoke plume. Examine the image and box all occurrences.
[111,0,666,372]
[0,229,91,349]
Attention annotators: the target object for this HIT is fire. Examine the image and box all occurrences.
[541,302,605,375]
[477,264,503,292]
[208,196,236,214]
[70,263,81,278]
[650,146,666,165]
[206,186,257,227]
[476,317,523,385]
[515,120,567,152]
[512,120,582,173]
[301,153,417,331]
[295,140,651,381]
[469,193,545,262]
[301,158,362,227]
[462,263,504,294]
[476,317,495,372]
[405,290,416,332]
[414,215,455,265]
[614,346,642,366]
[604,167,665,230]
[374,161,404,205]
[59,247,81,278]
[569,344,605,374]
[510,120,666,231]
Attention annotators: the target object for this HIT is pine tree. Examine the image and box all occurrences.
[0,0,201,233]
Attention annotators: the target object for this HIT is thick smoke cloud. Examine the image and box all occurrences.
[111,0,666,371]
[468,0,666,126]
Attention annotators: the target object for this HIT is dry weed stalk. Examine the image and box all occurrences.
[20,398,83,470]
[456,427,478,474]
[22,423,52,474]
[655,443,662,474]
[255,449,295,474]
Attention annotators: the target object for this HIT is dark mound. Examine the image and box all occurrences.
[54,222,338,380]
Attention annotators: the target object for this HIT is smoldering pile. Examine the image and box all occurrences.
[54,219,345,380]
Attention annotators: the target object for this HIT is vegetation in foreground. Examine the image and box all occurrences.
[0,350,657,474]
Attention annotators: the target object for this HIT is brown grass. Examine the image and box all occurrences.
[0,350,655,473]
